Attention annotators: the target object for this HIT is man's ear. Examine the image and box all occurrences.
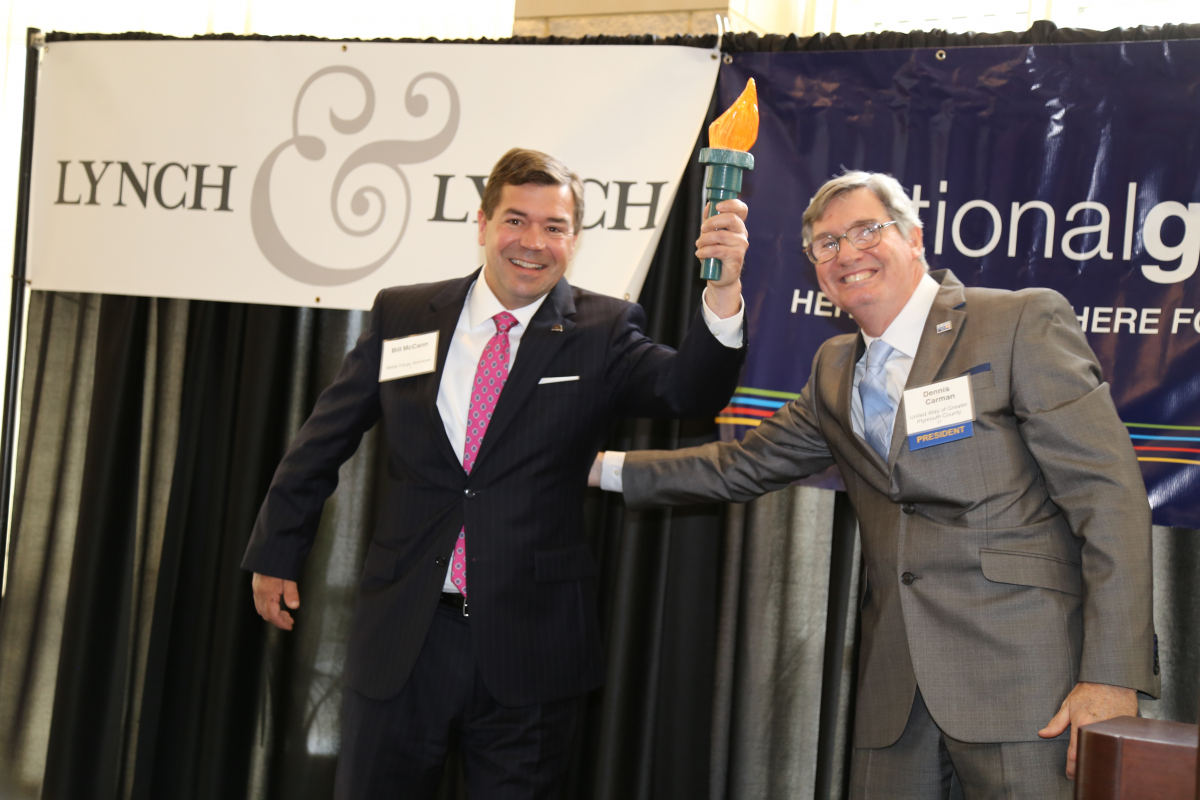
[477,209,488,246]
[907,224,924,259]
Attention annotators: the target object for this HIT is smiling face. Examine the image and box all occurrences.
[811,188,926,337]
[478,182,577,310]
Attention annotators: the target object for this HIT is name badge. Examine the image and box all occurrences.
[902,375,975,451]
[380,331,438,382]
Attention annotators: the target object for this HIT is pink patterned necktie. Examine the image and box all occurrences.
[451,311,517,598]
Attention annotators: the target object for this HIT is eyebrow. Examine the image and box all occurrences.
[813,218,881,236]
[502,208,571,226]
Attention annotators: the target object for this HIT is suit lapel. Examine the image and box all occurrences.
[903,271,967,390]
[472,278,576,470]
[422,272,478,474]
[887,270,968,460]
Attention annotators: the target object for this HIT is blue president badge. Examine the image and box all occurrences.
[902,376,975,451]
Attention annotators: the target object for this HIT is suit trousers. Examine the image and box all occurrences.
[335,602,581,800]
[849,689,1072,800]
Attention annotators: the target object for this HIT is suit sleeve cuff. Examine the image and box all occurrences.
[600,451,627,493]
[701,287,745,348]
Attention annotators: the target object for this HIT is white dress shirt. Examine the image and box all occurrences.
[849,273,941,443]
[600,273,941,493]
[441,277,745,590]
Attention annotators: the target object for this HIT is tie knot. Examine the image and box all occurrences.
[866,339,895,370]
[493,311,517,334]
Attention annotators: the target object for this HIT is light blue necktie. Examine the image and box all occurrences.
[859,339,897,460]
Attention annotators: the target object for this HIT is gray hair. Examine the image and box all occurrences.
[802,171,928,268]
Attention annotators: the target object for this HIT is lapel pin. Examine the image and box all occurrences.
[551,324,563,332]
[936,321,952,334]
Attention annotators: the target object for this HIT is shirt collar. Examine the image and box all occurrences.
[861,272,941,358]
[465,272,550,332]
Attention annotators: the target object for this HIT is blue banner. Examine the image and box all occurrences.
[717,42,1200,529]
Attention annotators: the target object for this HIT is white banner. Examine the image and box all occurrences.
[27,41,719,309]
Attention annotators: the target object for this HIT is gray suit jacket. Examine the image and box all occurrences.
[624,269,1159,747]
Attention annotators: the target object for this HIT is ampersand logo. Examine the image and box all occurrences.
[251,67,460,286]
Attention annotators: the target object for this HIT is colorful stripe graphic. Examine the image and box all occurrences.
[1126,423,1200,466]
[719,409,1200,467]
[717,386,799,428]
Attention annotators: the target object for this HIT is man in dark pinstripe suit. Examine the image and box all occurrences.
[241,148,750,799]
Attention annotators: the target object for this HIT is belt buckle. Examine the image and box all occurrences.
[462,596,469,617]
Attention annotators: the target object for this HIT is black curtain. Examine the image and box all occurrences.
[9,21,1199,800]
[37,298,306,800]
[40,296,151,800]
[129,302,304,800]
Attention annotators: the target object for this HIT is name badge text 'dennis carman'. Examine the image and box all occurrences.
[902,375,975,451]
[379,331,439,382]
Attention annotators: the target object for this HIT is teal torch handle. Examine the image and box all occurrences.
[698,148,754,281]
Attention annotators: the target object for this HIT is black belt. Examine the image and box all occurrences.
[440,591,468,616]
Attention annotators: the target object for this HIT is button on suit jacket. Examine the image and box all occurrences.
[242,270,746,706]
[622,269,1158,747]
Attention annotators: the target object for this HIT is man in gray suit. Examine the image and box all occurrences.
[591,171,1159,798]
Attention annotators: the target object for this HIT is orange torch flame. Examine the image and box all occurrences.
[708,78,759,152]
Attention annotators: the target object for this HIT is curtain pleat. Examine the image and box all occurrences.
[813,492,862,800]
[41,295,152,800]
[3,22,1199,800]
[723,487,838,797]
[711,488,860,800]
[128,301,302,800]
[1141,525,1200,724]
[0,292,100,798]
[120,297,190,800]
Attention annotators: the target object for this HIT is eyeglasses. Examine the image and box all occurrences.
[804,221,899,264]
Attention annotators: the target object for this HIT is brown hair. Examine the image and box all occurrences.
[481,148,585,234]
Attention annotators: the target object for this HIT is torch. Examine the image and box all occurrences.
[699,78,759,281]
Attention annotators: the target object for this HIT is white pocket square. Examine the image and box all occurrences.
[538,375,580,384]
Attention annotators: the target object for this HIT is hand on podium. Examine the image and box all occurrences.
[1039,680,1138,779]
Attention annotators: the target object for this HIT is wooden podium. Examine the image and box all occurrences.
[1074,716,1198,799]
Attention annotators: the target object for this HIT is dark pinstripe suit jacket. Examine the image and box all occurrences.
[242,270,745,706]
